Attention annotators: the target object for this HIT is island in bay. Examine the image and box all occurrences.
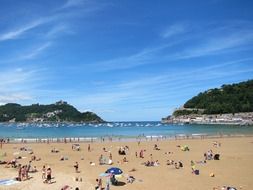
[0,100,104,123]
[162,80,253,125]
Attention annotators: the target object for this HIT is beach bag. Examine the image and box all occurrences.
[194,170,199,175]
[214,154,220,160]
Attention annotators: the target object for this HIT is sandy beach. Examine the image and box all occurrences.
[0,137,253,190]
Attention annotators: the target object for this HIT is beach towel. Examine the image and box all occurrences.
[0,179,19,186]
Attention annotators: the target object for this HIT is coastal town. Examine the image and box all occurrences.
[162,111,253,125]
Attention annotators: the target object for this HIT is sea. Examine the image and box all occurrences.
[0,122,253,142]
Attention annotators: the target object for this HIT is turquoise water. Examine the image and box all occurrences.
[0,122,253,139]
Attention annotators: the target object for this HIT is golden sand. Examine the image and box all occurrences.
[0,137,253,190]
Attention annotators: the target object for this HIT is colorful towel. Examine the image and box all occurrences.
[0,179,19,186]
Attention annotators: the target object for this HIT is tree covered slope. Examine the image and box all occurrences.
[0,101,104,123]
[182,80,253,114]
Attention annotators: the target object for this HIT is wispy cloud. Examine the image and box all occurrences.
[73,58,253,108]
[172,30,253,59]
[87,41,183,71]
[161,23,188,38]
[0,68,42,104]
[46,24,73,38]
[86,23,253,72]
[0,19,48,41]
[62,0,86,9]
[19,42,52,60]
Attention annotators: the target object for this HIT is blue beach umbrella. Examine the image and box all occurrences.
[105,167,123,175]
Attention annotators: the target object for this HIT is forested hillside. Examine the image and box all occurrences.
[0,101,104,123]
[181,80,253,114]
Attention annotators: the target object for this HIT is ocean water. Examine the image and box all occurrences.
[0,122,253,140]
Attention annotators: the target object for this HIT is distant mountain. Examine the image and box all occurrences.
[173,80,253,116]
[0,101,104,123]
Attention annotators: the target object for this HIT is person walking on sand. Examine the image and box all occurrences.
[88,144,91,152]
[74,162,79,173]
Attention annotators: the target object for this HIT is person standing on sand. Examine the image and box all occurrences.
[46,167,52,184]
[42,165,46,179]
[88,144,91,152]
[17,164,22,181]
[0,138,3,149]
[105,179,110,190]
[95,178,102,190]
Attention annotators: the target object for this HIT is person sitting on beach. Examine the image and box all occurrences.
[99,154,105,165]
[8,158,17,168]
[118,147,126,155]
[31,155,36,161]
[213,186,238,190]
[144,160,151,166]
[207,150,213,160]
[153,144,160,150]
[191,160,198,174]
[61,185,72,190]
[154,160,160,166]
[213,141,221,147]
[174,162,180,169]
[167,160,174,165]
[196,160,206,164]
[178,161,183,168]
[51,148,59,153]
[127,175,135,183]
[108,158,113,165]
[122,157,128,163]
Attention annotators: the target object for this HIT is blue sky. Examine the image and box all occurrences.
[0,0,253,121]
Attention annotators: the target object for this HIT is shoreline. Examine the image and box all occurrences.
[2,133,253,144]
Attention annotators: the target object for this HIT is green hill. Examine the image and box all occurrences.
[0,101,104,123]
[174,80,253,116]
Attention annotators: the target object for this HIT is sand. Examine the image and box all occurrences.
[0,137,253,190]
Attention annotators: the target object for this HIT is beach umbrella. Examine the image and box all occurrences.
[105,167,123,175]
[99,173,111,177]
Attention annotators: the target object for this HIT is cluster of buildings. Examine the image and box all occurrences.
[162,112,253,125]
[27,110,63,122]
